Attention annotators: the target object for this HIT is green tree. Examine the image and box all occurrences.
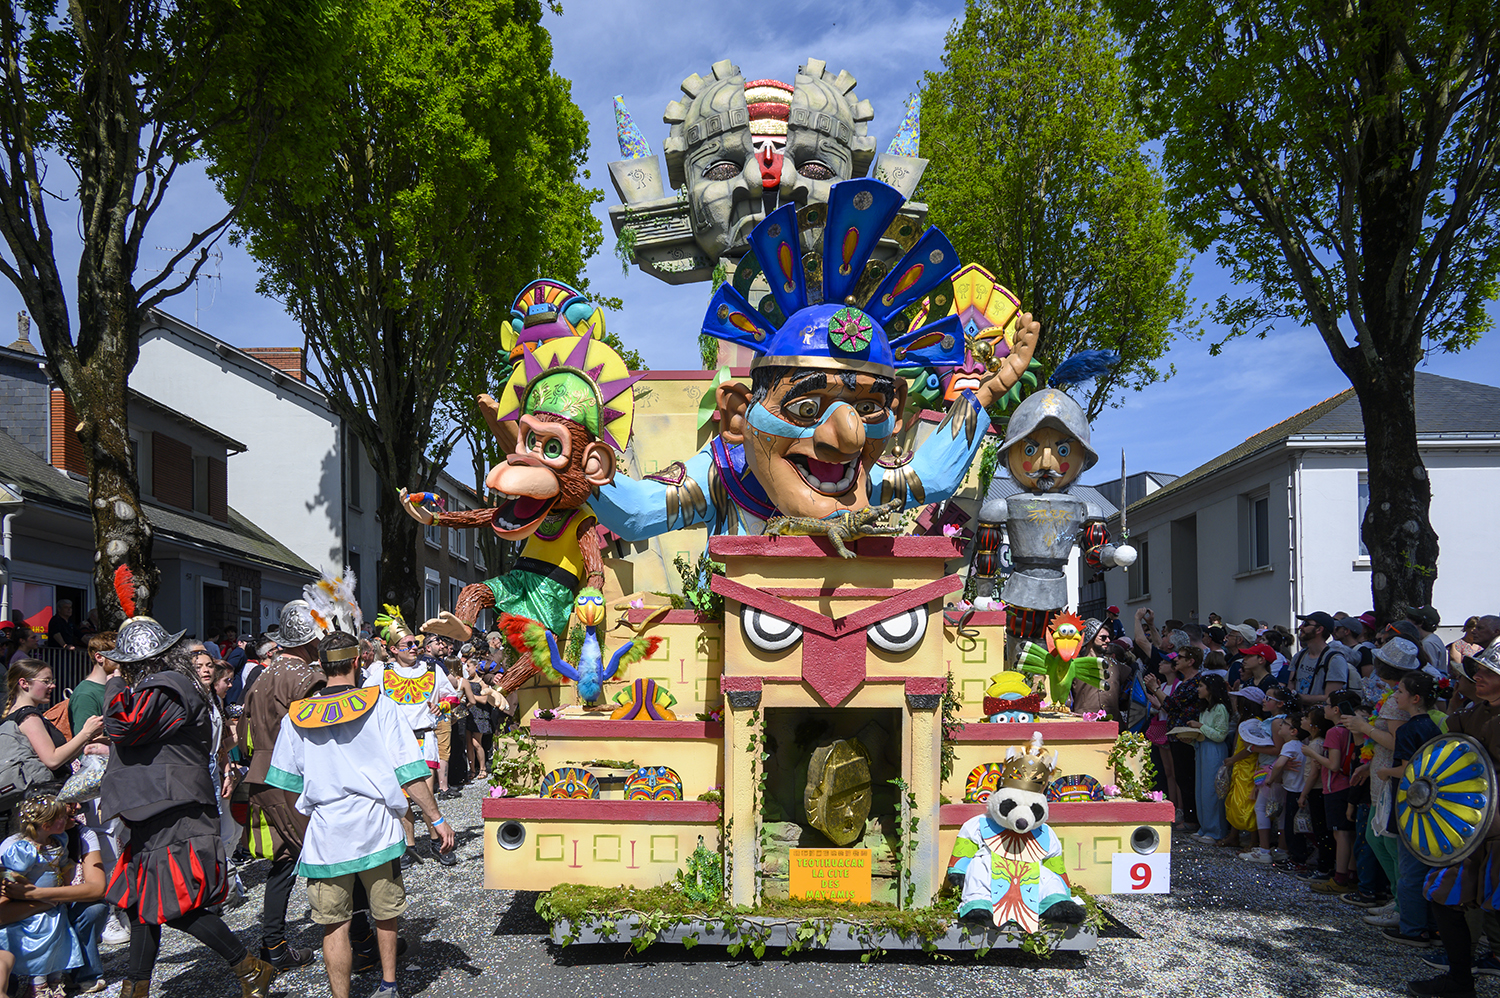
[0,0,345,623]
[220,0,600,616]
[918,0,1193,421]
[1108,0,1498,621]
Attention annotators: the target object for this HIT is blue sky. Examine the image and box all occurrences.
[2,0,1494,484]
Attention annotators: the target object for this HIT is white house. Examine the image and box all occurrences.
[1101,373,1500,637]
[130,310,382,626]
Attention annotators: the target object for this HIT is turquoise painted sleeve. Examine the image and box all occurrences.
[872,390,991,511]
[266,765,304,794]
[395,759,429,786]
[591,444,720,540]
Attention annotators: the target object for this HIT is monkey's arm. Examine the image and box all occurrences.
[454,584,496,626]
[576,519,606,591]
[436,508,498,528]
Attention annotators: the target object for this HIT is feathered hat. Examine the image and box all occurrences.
[701,178,967,377]
[373,604,414,646]
[304,567,361,663]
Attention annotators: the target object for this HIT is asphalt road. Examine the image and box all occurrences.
[129,787,1478,998]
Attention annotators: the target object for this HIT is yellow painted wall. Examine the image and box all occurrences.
[483,817,722,892]
[534,732,724,801]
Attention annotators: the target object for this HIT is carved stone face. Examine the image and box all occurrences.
[804,737,872,846]
[784,75,857,208]
[680,79,763,260]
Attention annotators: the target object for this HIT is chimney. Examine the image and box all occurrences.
[243,346,305,381]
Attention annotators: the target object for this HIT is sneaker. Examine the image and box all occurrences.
[1342,890,1387,908]
[101,913,131,946]
[369,985,400,998]
[438,788,461,800]
[1479,954,1500,977]
[1407,973,1475,997]
[1311,878,1357,895]
[1368,902,1398,916]
[1385,927,1434,948]
[261,941,317,970]
[435,846,457,867]
[1239,849,1273,864]
[1364,911,1401,927]
[399,848,417,870]
[1297,868,1332,883]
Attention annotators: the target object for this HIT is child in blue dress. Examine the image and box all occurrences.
[0,796,96,997]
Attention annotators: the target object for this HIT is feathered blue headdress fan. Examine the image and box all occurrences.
[701,179,966,376]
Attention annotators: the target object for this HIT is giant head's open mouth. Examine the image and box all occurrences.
[491,492,558,538]
[786,454,859,497]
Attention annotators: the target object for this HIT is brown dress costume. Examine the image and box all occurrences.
[239,654,326,857]
[1424,700,1500,907]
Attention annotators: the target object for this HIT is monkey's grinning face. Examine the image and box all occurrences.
[485,413,614,541]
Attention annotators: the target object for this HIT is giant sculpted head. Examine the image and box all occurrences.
[665,59,876,263]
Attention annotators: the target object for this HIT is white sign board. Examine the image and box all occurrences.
[1111,852,1171,894]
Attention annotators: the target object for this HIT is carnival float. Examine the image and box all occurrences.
[402,58,1174,957]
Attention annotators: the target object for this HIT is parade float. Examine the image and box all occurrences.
[412,58,1173,957]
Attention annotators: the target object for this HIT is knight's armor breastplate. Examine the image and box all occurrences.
[1000,492,1085,611]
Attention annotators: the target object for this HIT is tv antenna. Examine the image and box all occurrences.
[152,246,224,326]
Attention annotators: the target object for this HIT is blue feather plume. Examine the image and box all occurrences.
[1049,350,1120,388]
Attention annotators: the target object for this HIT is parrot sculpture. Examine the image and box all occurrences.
[1017,610,1102,709]
[502,589,660,706]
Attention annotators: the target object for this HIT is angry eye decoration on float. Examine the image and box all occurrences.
[742,606,802,652]
[867,608,927,653]
[742,604,928,655]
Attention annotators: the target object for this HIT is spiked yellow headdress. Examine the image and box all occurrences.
[494,332,642,452]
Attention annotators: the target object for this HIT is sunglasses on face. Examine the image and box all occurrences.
[397,640,420,650]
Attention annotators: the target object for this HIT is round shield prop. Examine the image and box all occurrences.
[1397,733,1498,867]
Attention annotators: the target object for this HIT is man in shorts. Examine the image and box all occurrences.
[267,631,454,998]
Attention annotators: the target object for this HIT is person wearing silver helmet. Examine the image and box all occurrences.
[969,388,1136,640]
[99,616,277,998]
[236,600,324,972]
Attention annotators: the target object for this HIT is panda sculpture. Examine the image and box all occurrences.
[946,732,1086,931]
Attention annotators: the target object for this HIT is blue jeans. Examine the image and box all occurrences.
[68,901,109,982]
[1398,838,1431,935]
[1194,737,1230,840]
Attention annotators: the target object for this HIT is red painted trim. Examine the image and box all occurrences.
[623,608,716,625]
[762,588,909,599]
[905,677,946,696]
[634,369,752,380]
[949,721,1121,741]
[483,798,724,822]
[943,610,1008,627]
[940,801,1175,825]
[708,535,965,559]
[719,676,762,693]
[530,720,725,740]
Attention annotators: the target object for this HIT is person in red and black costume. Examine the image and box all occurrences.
[99,615,275,998]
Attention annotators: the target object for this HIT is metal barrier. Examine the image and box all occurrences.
[30,646,91,699]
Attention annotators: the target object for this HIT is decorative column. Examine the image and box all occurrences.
[722,675,763,906]
[905,678,944,907]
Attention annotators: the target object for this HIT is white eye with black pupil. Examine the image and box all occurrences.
[743,607,802,652]
[868,608,927,653]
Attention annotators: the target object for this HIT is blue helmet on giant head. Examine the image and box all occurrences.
[700,179,967,376]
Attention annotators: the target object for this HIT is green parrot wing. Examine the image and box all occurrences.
[1067,655,1104,690]
[1017,640,1052,675]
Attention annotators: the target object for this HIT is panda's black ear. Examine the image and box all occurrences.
[1031,803,1046,821]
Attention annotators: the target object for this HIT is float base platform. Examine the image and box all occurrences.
[549,914,1097,952]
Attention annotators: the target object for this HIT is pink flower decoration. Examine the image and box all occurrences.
[489,785,507,798]
[1102,784,1120,797]
[630,598,644,609]
[1145,790,1166,802]
[942,524,960,538]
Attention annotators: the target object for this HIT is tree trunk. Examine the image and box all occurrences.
[69,361,159,627]
[1352,364,1438,624]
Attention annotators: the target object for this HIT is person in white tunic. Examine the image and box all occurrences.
[369,609,458,865]
[267,632,454,998]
